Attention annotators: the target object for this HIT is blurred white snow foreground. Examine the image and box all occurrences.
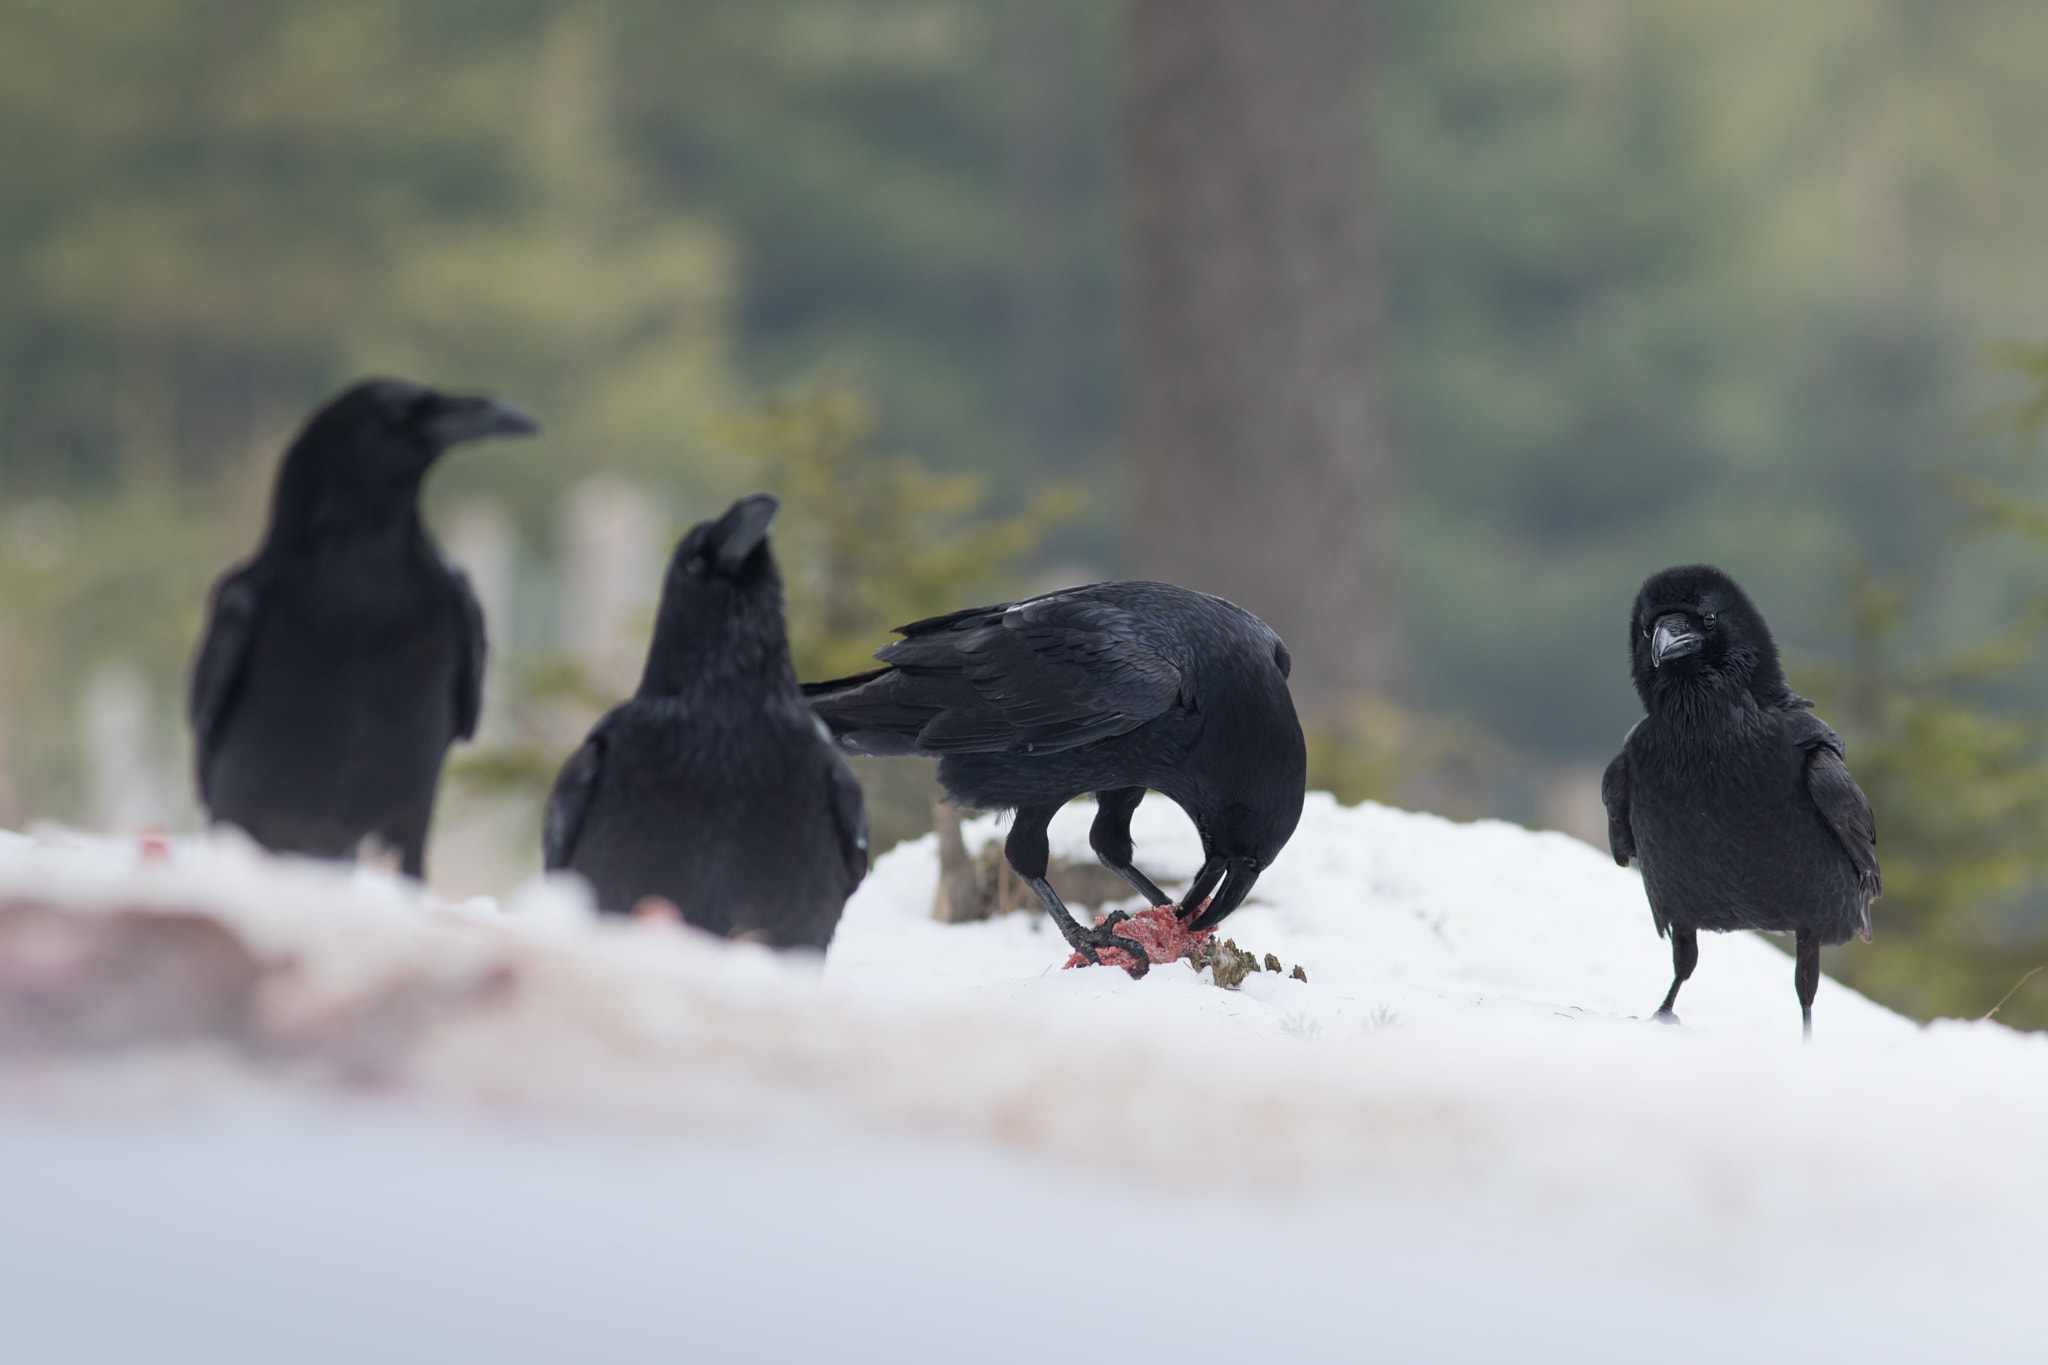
[3,797,2046,1364]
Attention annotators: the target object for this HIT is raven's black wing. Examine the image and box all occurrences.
[450,564,486,741]
[188,563,266,795]
[1789,712,1880,939]
[1600,746,1635,868]
[875,593,1184,754]
[543,731,607,871]
[824,742,870,889]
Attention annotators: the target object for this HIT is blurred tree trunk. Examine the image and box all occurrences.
[1124,0,1396,713]
[1003,0,1079,477]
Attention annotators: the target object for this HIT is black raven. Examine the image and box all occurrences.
[1600,565,1878,1037]
[543,495,869,949]
[804,581,1306,977]
[189,378,537,877]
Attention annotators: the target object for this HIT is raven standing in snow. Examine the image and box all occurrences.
[189,378,537,877]
[804,581,1306,976]
[1600,565,1878,1037]
[543,495,869,949]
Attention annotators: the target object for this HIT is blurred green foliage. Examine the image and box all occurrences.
[1304,695,1516,820]
[728,380,1079,852]
[12,0,2048,811]
[0,494,220,822]
[0,0,1113,830]
[713,381,1079,681]
[1379,0,2048,755]
[1,1,735,516]
[1803,349,2048,1029]
[0,0,749,825]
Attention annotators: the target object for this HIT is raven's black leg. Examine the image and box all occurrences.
[1795,929,1820,1041]
[1007,804,1150,977]
[1654,925,1698,1023]
[1089,787,1172,906]
[390,810,430,880]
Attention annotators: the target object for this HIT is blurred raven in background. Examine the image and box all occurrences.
[189,378,537,877]
[805,581,1305,977]
[544,495,869,949]
[1601,564,1879,1037]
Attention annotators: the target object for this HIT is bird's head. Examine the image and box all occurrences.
[1222,793,1304,875]
[1628,564,1788,709]
[1194,633,1307,922]
[272,378,537,538]
[1189,787,1306,928]
[639,494,791,698]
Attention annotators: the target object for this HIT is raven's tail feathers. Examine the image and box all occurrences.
[802,668,931,757]
[800,667,891,701]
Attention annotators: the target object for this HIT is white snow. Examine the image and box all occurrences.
[1,797,2044,1362]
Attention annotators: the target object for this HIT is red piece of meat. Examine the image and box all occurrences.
[1062,903,1213,974]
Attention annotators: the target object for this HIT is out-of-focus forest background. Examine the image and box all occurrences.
[6,0,2048,1025]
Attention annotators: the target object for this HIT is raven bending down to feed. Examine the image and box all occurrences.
[805,581,1306,977]
[1601,565,1879,1038]
[544,495,869,950]
[190,378,537,877]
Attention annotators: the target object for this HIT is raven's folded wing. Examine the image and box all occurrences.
[1790,714,1880,938]
[543,732,606,871]
[450,564,487,742]
[1600,747,1636,868]
[188,564,265,793]
[876,593,1196,757]
[877,594,1184,754]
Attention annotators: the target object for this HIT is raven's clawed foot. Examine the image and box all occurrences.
[1067,910,1151,979]
[1027,874,1152,978]
[1652,1007,1682,1026]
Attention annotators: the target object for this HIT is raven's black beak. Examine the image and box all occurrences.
[711,494,781,575]
[1188,855,1263,932]
[419,394,540,450]
[1651,613,1703,667]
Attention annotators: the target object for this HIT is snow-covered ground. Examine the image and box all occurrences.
[2,797,2044,1362]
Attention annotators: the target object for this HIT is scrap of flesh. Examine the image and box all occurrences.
[1063,903,1212,973]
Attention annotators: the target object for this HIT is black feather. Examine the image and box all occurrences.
[542,733,605,871]
[1600,739,1636,870]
